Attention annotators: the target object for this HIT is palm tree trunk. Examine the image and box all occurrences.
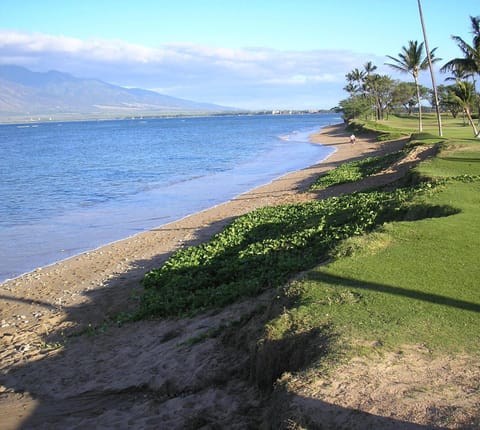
[414,75,423,132]
[417,0,443,136]
[464,107,480,137]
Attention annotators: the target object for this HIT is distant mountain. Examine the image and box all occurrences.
[0,65,235,122]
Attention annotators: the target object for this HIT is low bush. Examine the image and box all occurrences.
[309,151,404,190]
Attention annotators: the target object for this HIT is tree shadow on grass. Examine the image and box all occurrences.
[439,156,480,163]
[244,313,453,429]
[221,299,452,429]
[305,272,480,314]
[254,271,479,429]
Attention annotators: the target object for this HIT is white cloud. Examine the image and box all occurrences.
[263,73,342,85]
[0,29,383,109]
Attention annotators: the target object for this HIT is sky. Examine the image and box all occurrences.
[0,0,478,110]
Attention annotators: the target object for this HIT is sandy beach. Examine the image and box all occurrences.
[1,123,456,429]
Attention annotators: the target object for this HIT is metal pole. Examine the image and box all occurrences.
[418,0,443,136]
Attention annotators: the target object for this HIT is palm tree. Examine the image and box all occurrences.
[343,82,356,98]
[362,62,378,112]
[452,80,480,137]
[345,68,366,94]
[441,16,480,125]
[441,16,480,83]
[386,40,440,132]
[364,61,377,78]
[444,63,474,82]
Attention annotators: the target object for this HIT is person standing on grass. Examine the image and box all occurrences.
[350,133,356,144]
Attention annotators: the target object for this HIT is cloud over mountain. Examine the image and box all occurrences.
[0,30,382,109]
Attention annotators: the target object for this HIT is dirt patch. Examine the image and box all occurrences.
[277,345,480,429]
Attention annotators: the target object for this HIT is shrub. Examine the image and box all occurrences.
[309,151,404,190]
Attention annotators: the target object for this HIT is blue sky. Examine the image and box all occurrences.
[0,0,478,109]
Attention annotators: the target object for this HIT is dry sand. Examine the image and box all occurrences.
[0,123,476,429]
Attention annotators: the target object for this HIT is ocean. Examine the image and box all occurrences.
[0,113,341,282]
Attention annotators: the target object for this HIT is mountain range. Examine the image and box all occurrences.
[0,65,234,122]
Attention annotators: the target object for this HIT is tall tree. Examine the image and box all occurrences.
[441,16,480,124]
[436,84,463,119]
[364,74,394,120]
[362,62,378,112]
[386,40,440,132]
[444,63,474,83]
[343,82,357,98]
[441,16,480,84]
[343,63,394,121]
[391,81,422,114]
[417,0,443,136]
[364,61,378,77]
[345,68,366,95]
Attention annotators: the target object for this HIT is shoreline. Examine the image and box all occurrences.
[0,141,332,286]
[0,123,403,325]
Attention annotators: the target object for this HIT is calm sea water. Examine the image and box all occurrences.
[0,113,341,282]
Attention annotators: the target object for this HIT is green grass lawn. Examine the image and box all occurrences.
[389,113,480,141]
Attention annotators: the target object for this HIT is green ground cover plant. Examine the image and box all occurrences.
[309,151,404,190]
